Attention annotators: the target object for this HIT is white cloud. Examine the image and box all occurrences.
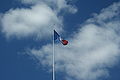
[1,0,120,80]
[26,2,120,80]
[1,0,77,39]
[87,2,120,25]
[1,4,62,38]
[20,0,77,13]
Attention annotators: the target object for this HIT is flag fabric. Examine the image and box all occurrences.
[54,30,68,45]
[54,30,60,40]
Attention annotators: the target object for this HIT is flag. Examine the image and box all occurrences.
[54,30,68,45]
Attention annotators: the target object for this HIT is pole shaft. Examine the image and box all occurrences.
[53,30,55,80]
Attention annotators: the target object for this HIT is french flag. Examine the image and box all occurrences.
[54,30,68,45]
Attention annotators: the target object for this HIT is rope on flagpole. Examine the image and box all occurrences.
[53,26,55,80]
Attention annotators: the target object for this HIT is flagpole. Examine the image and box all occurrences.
[53,29,55,80]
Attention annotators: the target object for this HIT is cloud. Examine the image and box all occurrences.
[1,3,62,39]
[1,0,77,39]
[0,0,120,80]
[20,0,77,13]
[87,2,120,25]
[26,2,120,80]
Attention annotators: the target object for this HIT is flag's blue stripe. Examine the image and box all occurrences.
[54,30,60,40]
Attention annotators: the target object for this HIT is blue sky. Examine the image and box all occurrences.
[0,0,120,80]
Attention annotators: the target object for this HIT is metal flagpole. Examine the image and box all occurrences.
[53,29,55,80]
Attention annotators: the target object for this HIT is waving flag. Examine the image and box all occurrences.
[54,30,68,45]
